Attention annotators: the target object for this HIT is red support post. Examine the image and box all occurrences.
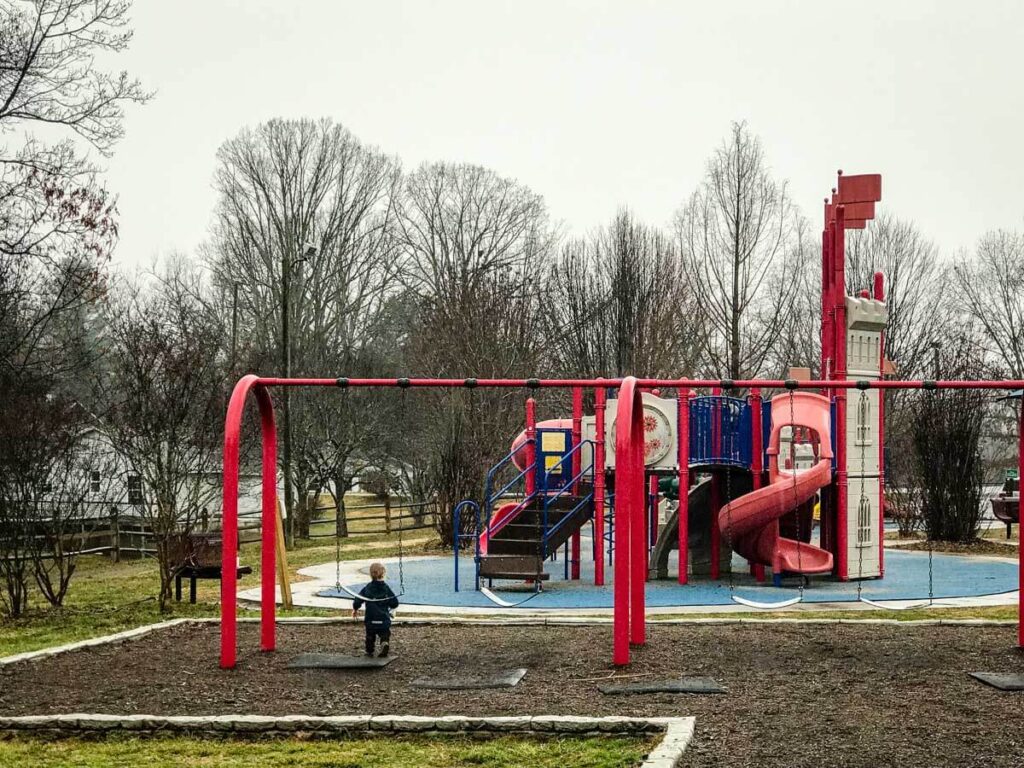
[221,375,278,670]
[571,387,583,580]
[749,388,766,582]
[677,389,691,584]
[821,228,832,383]
[1018,398,1023,647]
[647,473,658,579]
[258,386,278,653]
[874,271,886,576]
[613,378,641,665]
[1015,399,1024,651]
[525,398,537,497]
[710,387,721,580]
[616,377,646,652]
[834,205,849,580]
[594,386,607,586]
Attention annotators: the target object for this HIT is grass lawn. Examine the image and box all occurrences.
[0,534,417,658]
[0,734,653,768]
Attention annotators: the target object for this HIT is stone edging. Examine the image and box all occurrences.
[0,714,695,768]
[0,619,190,668]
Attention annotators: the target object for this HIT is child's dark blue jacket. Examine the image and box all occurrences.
[352,581,399,628]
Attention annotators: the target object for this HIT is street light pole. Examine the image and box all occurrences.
[281,246,293,547]
[281,241,317,549]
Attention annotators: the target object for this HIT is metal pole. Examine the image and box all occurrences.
[256,386,278,653]
[614,378,639,665]
[1018,399,1023,647]
[678,389,690,584]
[750,388,766,582]
[834,204,849,580]
[230,282,239,372]
[710,387,721,580]
[525,398,537,496]
[221,375,278,669]
[594,386,607,586]
[571,387,582,580]
[874,271,886,577]
[281,250,294,548]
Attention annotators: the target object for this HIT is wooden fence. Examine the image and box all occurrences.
[3,496,437,561]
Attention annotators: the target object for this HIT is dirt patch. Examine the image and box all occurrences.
[902,538,1019,558]
[2,622,1023,767]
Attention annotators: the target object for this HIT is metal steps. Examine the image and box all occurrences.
[478,490,593,581]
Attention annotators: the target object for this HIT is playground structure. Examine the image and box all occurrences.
[217,171,1024,669]
[463,172,890,596]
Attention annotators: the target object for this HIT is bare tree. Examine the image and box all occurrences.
[206,117,401,541]
[103,259,225,611]
[0,243,108,616]
[953,229,1024,378]
[846,213,950,379]
[397,162,554,542]
[544,209,703,379]
[0,0,147,260]
[675,122,806,378]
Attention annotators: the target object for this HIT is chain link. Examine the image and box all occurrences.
[856,390,868,601]
[789,390,804,599]
[723,395,736,598]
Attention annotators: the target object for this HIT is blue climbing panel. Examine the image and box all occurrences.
[688,396,752,468]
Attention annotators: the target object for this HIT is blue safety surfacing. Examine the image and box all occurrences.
[318,547,1018,609]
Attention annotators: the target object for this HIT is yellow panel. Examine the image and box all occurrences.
[541,432,566,452]
[545,455,562,473]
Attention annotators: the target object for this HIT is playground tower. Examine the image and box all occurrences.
[842,294,887,578]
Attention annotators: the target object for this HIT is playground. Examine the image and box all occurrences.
[3,170,1023,768]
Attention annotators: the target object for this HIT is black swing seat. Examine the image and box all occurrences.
[288,653,396,670]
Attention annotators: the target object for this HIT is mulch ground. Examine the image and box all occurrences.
[2,622,1024,767]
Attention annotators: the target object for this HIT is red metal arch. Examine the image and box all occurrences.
[613,376,647,665]
[220,374,278,669]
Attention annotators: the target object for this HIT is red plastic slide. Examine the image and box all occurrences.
[718,392,834,575]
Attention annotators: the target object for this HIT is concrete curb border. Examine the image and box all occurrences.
[0,713,696,768]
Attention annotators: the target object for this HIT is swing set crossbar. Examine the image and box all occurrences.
[255,377,1024,391]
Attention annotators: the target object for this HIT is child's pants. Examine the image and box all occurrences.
[365,625,390,655]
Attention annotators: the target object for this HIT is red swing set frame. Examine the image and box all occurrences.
[220,374,1024,670]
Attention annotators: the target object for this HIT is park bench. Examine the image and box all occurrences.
[172,532,252,604]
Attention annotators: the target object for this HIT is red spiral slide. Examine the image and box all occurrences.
[718,392,834,576]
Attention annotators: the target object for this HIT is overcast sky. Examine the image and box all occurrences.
[104,0,1023,267]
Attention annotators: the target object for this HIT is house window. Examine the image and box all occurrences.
[90,471,101,494]
[127,474,143,505]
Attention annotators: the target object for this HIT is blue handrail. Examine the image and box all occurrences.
[452,499,481,593]
[483,439,534,526]
[538,440,595,559]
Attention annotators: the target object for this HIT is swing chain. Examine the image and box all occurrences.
[721,391,736,597]
[789,389,804,600]
[335,384,349,591]
[856,390,868,601]
[395,386,408,593]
